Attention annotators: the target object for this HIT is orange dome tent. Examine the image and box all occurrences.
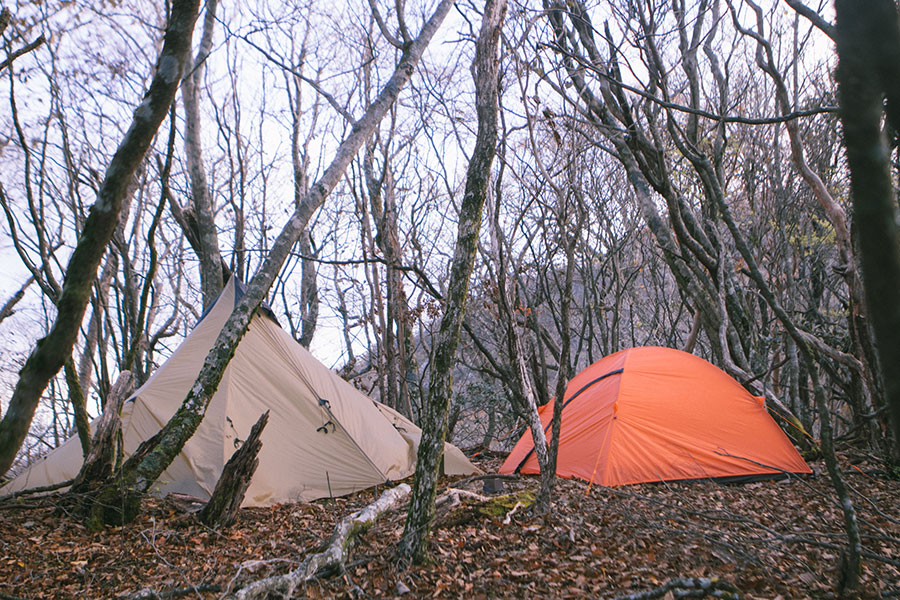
[500,346,810,485]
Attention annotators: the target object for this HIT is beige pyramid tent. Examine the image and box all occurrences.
[1,278,477,505]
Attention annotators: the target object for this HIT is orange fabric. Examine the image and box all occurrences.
[500,347,811,485]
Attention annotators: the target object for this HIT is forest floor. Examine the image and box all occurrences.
[1,453,898,599]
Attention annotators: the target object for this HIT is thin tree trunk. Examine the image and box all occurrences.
[711,147,863,598]
[297,230,318,348]
[78,255,118,400]
[183,0,223,309]
[398,0,505,563]
[0,0,200,477]
[82,0,456,527]
[62,358,91,457]
[542,216,576,512]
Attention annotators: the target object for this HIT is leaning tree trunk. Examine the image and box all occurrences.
[834,0,900,466]
[398,0,506,564]
[0,0,200,477]
[82,0,457,528]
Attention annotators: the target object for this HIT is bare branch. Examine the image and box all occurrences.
[783,0,836,40]
[0,35,45,73]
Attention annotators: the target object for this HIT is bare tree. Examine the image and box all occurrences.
[0,7,45,74]
[0,0,201,476]
[399,0,506,563]
[80,0,457,527]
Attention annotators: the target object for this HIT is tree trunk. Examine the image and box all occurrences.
[398,0,506,564]
[297,230,318,348]
[81,0,456,527]
[0,0,200,477]
[63,357,91,457]
[70,371,134,497]
[182,0,224,309]
[834,0,900,466]
[541,215,577,512]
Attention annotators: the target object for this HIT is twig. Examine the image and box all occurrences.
[502,501,524,525]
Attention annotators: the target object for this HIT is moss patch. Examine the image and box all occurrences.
[477,491,535,519]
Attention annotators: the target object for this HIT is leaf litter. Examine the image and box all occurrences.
[1,454,898,599]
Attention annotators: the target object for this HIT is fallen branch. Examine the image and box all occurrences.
[0,478,74,505]
[436,487,491,508]
[228,483,411,599]
[432,487,492,521]
[452,472,519,489]
[127,584,221,599]
[611,576,742,599]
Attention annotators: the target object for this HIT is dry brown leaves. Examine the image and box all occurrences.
[1,455,898,599]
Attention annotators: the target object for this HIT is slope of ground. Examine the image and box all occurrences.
[1,456,898,599]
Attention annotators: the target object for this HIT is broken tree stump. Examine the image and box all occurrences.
[70,371,134,496]
[199,410,269,528]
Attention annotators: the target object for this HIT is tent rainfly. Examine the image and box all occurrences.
[501,346,811,486]
[2,278,477,505]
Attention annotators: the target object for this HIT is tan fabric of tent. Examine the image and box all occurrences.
[1,279,477,505]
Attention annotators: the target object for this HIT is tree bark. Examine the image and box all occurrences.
[398,0,506,564]
[834,0,900,466]
[182,0,224,309]
[62,358,91,457]
[82,0,456,527]
[70,371,134,497]
[0,0,200,477]
[297,231,318,348]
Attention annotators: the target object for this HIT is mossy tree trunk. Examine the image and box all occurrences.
[63,358,92,457]
[81,0,457,528]
[398,0,506,564]
[0,0,201,477]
